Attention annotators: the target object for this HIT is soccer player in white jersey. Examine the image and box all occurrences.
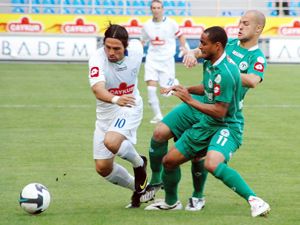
[141,0,187,124]
[88,24,147,208]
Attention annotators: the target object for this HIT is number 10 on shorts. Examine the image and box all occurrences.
[114,118,126,128]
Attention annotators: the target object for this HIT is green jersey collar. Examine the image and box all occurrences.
[237,40,259,51]
[213,52,226,66]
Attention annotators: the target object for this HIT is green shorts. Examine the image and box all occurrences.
[162,95,203,139]
[175,123,241,162]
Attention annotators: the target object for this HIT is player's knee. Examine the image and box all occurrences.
[95,163,112,177]
[103,138,119,153]
[204,158,218,173]
[162,156,176,170]
[152,123,172,142]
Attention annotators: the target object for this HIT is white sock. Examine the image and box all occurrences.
[117,140,143,168]
[104,163,134,191]
[147,86,163,118]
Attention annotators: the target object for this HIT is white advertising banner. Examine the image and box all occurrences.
[269,39,300,63]
[0,35,97,61]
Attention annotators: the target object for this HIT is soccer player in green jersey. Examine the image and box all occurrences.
[143,26,270,217]
[182,10,267,212]
[141,10,269,216]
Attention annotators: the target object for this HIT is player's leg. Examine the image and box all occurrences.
[207,128,270,217]
[145,146,189,210]
[185,157,207,211]
[148,103,200,186]
[105,104,147,194]
[93,126,134,191]
[144,59,163,123]
[145,125,209,210]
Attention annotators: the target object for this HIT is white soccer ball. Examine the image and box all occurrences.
[19,183,51,214]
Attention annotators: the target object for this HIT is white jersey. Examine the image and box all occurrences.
[142,17,182,61]
[88,39,143,120]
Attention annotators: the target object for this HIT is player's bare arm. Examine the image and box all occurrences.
[172,85,228,118]
[187,84,204,95]
[92,81,136,107]
[182,48,202,68]
[178,34,187,51]
[241,73,262,88]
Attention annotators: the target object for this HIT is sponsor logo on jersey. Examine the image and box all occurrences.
[108,82,134,96]
[204,90,214,101]
[214,74,222,84]
[151,37,165,45]
[90,67,99,77]
[214,84,221,96]
[232,50,244,58]
[7,17,43,33]
[254,62,264,72]
[239,61,249,71]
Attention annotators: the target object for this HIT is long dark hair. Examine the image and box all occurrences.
[103,23,128,49]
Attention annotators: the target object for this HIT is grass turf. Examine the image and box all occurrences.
[0,63,299,225]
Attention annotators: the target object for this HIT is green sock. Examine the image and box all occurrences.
[149,138,168,185]
[213,163,256,200]
[191,159,208,198]
[162,167,181,205]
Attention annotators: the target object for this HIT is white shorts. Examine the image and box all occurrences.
[144,57,176,88]
[93,102,143,160]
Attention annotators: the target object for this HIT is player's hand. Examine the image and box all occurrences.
[160,86,175,97]
[117,94,136,107]
[160,87,174,97]
[178,46,188,58]
[182,51,198,68]
[171,85,193,103]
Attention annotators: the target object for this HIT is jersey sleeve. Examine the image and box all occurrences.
[88,50,106,87]
[170,19,182,38]
[141,25,150,43]
[247,53,267,81]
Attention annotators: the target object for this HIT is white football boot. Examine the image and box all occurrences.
[185,197,205,211]
[248,196,271,217]
[145,199,183,210]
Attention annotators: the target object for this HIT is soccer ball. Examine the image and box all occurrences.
[19,183,51,214]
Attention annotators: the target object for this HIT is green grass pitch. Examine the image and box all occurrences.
[0,62,299,225]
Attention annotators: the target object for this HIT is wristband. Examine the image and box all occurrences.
[111,96,120,104]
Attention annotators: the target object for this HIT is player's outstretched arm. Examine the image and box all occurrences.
[182,48,202,68]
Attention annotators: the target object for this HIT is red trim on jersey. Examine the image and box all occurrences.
[175,30,183,37]
[254,62,264,72]
[214,84,221,96]
[90,67,99,78]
